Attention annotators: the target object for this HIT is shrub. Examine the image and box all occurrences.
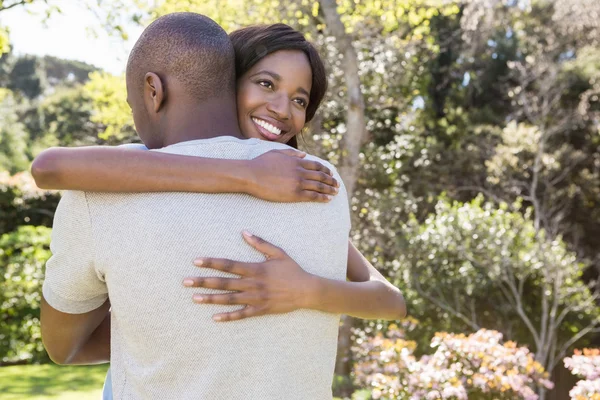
[0,225,52,364]
[353,327,554,400]
[564,349,600,400]
[0,171,59,236]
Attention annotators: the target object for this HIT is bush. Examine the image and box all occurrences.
[352,326,554,400]
[0,225,52,364]
[564,349,600,400]
[0,172,59,236]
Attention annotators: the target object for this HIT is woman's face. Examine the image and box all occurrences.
[236,50,312,144]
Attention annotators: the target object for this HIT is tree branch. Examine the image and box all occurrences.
[411,270,480,331]
[0,0,31,13]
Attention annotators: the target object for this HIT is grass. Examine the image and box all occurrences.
[0,364,109,400]
[0,364,358,399]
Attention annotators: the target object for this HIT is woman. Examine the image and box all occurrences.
[33,24,406,322]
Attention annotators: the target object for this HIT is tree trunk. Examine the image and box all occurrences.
[319,0,367,382]
[320,0,366,198]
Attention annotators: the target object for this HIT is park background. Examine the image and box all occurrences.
[1,0,600,399]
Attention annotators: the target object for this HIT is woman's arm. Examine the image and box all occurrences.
[308,241,407,320]
[31,146,339,202]
[184,233,406,321]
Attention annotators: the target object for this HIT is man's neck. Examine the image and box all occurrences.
[159,97,244,148]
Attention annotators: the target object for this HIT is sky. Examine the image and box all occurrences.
[2,2,143,74]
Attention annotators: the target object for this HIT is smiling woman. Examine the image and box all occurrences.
[237,50,313,143]
[231,23,328,148]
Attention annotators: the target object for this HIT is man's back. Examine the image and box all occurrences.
[43,137,351,399]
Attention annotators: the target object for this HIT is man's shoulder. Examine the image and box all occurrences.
[56,190,88,209]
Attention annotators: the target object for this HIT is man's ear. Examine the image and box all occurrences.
[144,72,165,113]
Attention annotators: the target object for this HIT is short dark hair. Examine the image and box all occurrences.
[127,12,236,102]
[230,24,327,148]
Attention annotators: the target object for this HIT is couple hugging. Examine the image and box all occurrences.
[36,12,406,400]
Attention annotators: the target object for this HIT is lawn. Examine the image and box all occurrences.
[0,364,353,399]
[0,364,108,400]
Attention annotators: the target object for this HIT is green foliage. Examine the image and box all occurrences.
[84,71,136,142]
[0,172,59,236]
[0,89,29,173]
[27,86,104,154]
[42,56,98,86]
[8,56,47,99]
[0,26,9,56]
[396,196,600,365]
[0,225,52,365]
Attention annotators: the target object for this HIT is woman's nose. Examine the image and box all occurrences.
[266,94,291,120]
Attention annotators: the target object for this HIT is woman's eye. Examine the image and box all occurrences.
[293,98,308,108]
[258,80,273,89]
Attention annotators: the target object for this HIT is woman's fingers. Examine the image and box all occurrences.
[193,292,249,306]
[193,257,252,276]
[302,170,339,191]
[300,159,333,176]
[212,306,263,322]
[300,177,339,196]
[183,276,250,291]
[241,231,285,260]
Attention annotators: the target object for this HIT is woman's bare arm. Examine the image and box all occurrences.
[308,240,406,320]
[31,146,339,202]
[184,234,407,321]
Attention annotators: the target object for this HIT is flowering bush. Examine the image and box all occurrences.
[353,328,554,400]
[564,349,600,400]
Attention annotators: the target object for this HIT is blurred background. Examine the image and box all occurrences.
[1,0,600,399]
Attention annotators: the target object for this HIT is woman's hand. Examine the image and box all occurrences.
[245,149,339,203]
[183,231,317,322]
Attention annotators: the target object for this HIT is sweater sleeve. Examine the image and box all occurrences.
[42,191,108,314]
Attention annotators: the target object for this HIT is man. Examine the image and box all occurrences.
[40,12,350,400]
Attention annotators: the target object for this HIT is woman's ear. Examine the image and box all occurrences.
[144,72,165,113]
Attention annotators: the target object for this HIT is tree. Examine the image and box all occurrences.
[398,196,600,398]
[318,0,367,378]
[83,71,136,143]
[7,56,47,99]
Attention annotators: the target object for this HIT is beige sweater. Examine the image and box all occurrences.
[43,137,351,399]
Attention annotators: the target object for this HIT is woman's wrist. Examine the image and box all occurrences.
[299,273,322,310]
[235,160,258,195]
[185,159,254,194]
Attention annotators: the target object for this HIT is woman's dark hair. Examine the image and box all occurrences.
[230,24,327,149]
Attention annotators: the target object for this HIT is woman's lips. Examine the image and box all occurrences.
[251,117,284,141]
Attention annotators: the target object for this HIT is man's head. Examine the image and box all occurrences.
[126,13,236,149]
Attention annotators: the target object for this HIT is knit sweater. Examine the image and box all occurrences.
[43,136,351,399]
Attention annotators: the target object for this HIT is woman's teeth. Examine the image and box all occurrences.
[252,117,282,136]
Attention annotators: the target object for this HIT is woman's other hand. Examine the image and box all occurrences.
[245,149,339,202]
[183,231,317,321]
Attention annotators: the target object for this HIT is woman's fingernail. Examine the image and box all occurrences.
[326,195,333,201]
[213,315,222,321]
[183,279,194,287]
[194,259,203,266]
[193,295,204,302]
[242,230,253,238]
